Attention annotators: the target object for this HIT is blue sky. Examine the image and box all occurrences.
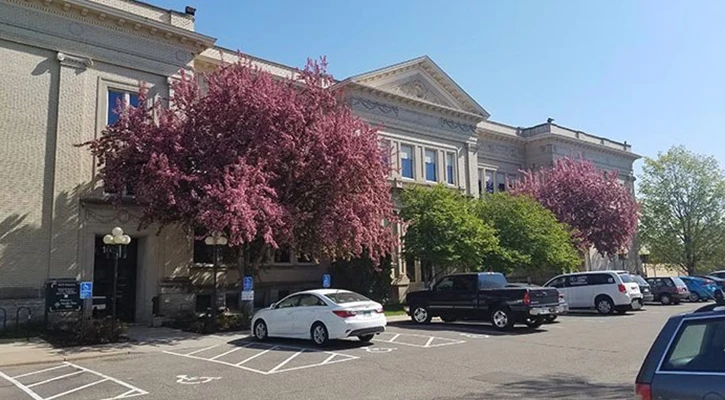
[152,0,725,176]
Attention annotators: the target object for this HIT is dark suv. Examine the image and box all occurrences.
[646,277,689,305]
[635,290,725,399]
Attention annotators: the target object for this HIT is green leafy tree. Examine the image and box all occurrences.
[330,254,393,304]
[475,193,580,280]
[639,146,725,275]
[400,185,499,284]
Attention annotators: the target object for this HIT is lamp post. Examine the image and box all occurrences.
[204,232,227,332]
[102,227,131,342]
[639,247,651,277]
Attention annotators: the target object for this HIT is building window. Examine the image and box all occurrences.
[107,89,139,125]
[508,174,517,189]
[424,149,437,182]
[485,171,494,193]
[445,153,455,184]
[273,248,292,264]
[406,255,417,282]
[400,144,414,179]
[192,230,237,266]
[380,139,392,173]
[497,172,506,192]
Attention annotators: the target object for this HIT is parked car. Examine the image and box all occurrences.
[404,272,560,330]
[251,289,386,346]
[635,289,725,400]
[646,277,690,305]
[693,275,725,291]
[708,270,725,279]
[544,271,643,315]
[679,276,716,302]
[631,274,654,305]
[507,282,569,323]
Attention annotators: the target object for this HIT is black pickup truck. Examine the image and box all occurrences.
[404,272,560,330]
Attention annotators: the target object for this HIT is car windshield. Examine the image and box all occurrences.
[618,273,634,283]
[662,317,725,373]
[671,277,688,288]
[324,291,371,304]
[632,275,648,285]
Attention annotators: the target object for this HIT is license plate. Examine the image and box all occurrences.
[360,311,372,316]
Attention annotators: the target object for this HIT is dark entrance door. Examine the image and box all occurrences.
[93,235,138,323]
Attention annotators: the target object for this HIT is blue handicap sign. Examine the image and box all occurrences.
[243,276,253,291]
[80,281,93,300]
[322,274,331,288]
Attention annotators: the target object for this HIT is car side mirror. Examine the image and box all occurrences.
[270,302,278,309]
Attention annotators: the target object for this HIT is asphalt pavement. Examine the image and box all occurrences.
[0,302,701,400]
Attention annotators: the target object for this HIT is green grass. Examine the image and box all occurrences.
[383,304,407,317]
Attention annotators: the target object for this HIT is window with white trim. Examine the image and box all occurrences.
[496,172,506,192]
[485,171,495,194]
[424,149,437,182]
[400,144,415,179]
[380,139,392,174]
[107,89,139,125]
[445,152,455,184]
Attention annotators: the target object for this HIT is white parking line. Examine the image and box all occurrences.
[268,351,304,373]
[164,343,359,375]
[209,346,245,360]
[26,370,84,388]
[235,346,278,365]
[0,362,148,400]
[376,331,467,348]
[11,365,69,379]
[45,379,108,400]
[185,345,220,356]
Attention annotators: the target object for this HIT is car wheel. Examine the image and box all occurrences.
[661,294,672,305]
[253,320,268,342]
[525,317,544,329]
[311,322,329,346]
[357,334,375,342]
[690,292,700,302]
[595,296,615,315]
[411,305,432,324]
[544,315,557,323]
[440,315,457,323]
[490,307,514,331]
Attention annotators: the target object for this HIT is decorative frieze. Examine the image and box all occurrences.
[439,117,476,134]
[350,97,398,117]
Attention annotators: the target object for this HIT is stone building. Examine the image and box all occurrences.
[0,0,639,325]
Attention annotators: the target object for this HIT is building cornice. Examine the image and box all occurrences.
[526,133,641,161]
[4,0,216,53]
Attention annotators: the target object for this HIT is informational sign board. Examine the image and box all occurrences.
[241,291,254,301]
[80,281,93,300]
[46,279,81,312]
[243,276,253,291]
[322,274,331,288]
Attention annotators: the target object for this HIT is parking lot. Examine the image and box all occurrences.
[0,302,700,400]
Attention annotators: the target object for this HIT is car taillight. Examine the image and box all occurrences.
[333,310,357,318]
[618,284,627,293]
[523,290,531,306]
[634,383,652,400]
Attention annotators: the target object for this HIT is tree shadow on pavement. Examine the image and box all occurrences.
[434,374,632,399]
[387,320,546,336]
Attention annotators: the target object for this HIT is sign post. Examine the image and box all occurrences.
[46,280,82,313]
[241,276,254,302]
[322,274,331,289]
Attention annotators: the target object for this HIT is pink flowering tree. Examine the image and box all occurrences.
[510,157,639,257]
[81,57,397,279]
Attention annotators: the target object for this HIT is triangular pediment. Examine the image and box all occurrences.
[346,56,490,118]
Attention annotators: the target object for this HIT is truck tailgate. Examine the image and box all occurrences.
[528,288,559,305]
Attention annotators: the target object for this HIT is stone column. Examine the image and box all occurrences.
[47,52,94,281]
[465,141,480,197]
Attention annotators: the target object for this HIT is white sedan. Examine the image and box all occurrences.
[251,289,387,346]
